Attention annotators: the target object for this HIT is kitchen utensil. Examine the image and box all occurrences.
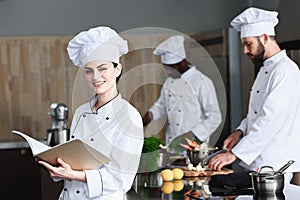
[250,160,294,194]
[187,147,222,166]
[202,148,227,165]
[276,160,295,174]
[46,128,69,147]
[254,192,285,200]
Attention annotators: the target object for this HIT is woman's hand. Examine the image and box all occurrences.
[223,130,243,151]
[38,158,86,182]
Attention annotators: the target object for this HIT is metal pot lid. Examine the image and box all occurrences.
[252,160,295,176]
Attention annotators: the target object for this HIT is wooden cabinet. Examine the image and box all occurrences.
[0,147,62,199]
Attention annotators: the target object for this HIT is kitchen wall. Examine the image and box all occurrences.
[0,0,245,36]
[0,0,299,142]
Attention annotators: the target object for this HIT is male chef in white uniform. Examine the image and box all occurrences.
[208,7,300,185]
[143,35,222,145]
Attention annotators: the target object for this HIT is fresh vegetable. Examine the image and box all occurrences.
[142,136,165,153]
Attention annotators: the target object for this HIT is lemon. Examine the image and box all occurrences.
[161,169,174,181]
[172,168,184,179]
[161,181,174,194]
[173,179,184,191]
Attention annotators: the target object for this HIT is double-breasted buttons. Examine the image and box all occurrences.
[90,138,94,141]
[83,114,86,117]
[106,117,109,120]
[76,190,80,194]
[71,135,75,139]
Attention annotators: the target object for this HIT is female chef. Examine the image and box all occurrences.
[208,7,300,186]
[38,26,144,199]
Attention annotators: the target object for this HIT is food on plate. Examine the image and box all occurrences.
[161,169,174,181]
[173,179,185,191]
[195,163,205,172]
[186,163,206,172]
[187,163,196,171]
[184,189,201,200]
[172,168,184,179]
[161,181,174,194]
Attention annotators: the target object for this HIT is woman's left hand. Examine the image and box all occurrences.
[38,158,86,182]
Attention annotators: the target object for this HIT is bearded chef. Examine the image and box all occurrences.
[143,35,222,145]
[208,7,300,186]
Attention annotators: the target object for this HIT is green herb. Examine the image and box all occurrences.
[142,137,165,153]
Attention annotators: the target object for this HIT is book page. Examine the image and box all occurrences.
[38,139,110,170]
[12,130,50,155]
[12,130,110,170]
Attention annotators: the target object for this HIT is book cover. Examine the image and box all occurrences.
[12,130,110,170]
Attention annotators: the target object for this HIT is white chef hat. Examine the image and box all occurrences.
[153,35,186,65]
[230,7,279,38]
[67,26,128,67]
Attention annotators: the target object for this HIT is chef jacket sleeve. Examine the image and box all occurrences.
[232,65,299,165]
[192,78,222,141]
[235,118,248,136]
[149,82,168,121]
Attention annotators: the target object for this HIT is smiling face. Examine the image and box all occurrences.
[84,60,121,99]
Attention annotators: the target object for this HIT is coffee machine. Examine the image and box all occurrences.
[46,103,70,146]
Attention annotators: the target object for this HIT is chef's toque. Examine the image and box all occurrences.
[67,26,128,67]
[153,35,186,65]
[230,7,279,38]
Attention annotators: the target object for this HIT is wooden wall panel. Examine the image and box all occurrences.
[0,36,77,141]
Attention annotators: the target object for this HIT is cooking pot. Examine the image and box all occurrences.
[254,192,285,200]
[250,160,294,194]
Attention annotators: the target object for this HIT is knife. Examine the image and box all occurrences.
[202,149,227,166]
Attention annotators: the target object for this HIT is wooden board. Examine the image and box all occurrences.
[181,166,233,177]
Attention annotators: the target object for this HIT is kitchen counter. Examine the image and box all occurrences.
[0,141,30,149]
[125,170,300,200]
[0,140,48,149]
[0,141,63,200]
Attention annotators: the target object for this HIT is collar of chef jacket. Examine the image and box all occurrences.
[263,50,287,67]
[89,93,121,112]
[181,65,197,79]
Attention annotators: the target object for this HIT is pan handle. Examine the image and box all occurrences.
[277,160,295,173]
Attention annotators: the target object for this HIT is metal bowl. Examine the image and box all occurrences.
[157,152,169,168]
[187,149,209,166]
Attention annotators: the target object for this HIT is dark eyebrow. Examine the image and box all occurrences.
[84,64,107,70]
[96,64,107,69]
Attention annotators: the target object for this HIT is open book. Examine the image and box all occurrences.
[12,130,110,170]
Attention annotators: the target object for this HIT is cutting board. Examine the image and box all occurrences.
[181,167,233,177]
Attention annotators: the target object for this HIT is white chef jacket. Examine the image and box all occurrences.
[149,66,222,144]
[233,50,300,172]
[57,94,143,200]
